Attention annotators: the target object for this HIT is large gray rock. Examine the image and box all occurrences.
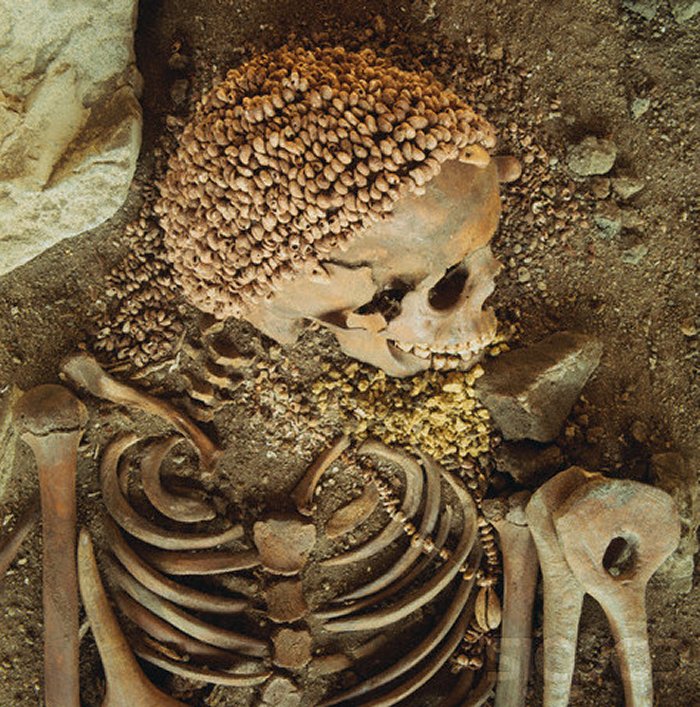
[0,0,142,276]
[566,136,617,177]
[651,452,699,594]
[475,331,603,442]
[670,0,700,21]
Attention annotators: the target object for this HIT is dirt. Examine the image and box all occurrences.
[0,0,698,705]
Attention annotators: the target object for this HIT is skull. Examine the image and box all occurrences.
[242,154,505,377]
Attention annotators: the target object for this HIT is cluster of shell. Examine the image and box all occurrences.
[155,44,496,319]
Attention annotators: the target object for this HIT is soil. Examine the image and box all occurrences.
[0,1,698,706]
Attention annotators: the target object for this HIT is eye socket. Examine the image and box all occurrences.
[428,263,468,310]
[356,282,410,321]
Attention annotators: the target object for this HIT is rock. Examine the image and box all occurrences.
[475,331,603,443]
[0,0,142,277]
[590,176,611,200]
[253,513,317,575]
[272,628,313,670]
[566,137,617,177]
[670,0,700,21]
[260,675,301,707]
[494,441,565,487]
[630,96,651,119]
[621,244,648,264]
[622,0,659,19]
[651,452,699,594]
[517,266,531,283]
[593,201,622,239]
[612,176,645,200]
[264,579,309,623]
[620,208,644,230]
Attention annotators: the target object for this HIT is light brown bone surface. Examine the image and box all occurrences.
[77,529,184,707]
[482,492,538,707]
[13,385,87,707]
[61,352,220,468]
[525,466,604,707]
[555,478,680,707]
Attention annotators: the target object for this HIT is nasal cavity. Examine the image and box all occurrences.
[602,536,637,577]
[428,263,468,310]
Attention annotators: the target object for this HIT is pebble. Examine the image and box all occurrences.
[593,202,622,239]
[612,176,645,200]
[590,176,611,200]
[567,136,617,176]
[621,208,644,230]
[517,266,531,283]
[630,97,651,119]
[621,244,648,264]
[622,0,659,19]
[170,79,189,105]
[680,318,697,337]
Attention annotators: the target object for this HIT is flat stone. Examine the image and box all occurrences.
[612,176,645,200]
[495,441,565,487]
[622,0,659,19]
[253,513,317,575]
[621,244,648,264]
[475,331,603,442]
[651,452,699,594]
[272,628,312,670]
[670,0,700,21]
[0,0,142,276]
[260,676,301,707]
[264,579,309,623]
[566,136,617,177]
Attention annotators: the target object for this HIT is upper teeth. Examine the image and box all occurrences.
[390,337,491,370]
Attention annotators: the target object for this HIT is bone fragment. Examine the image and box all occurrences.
[335,452,441,601]
[253,512,317,574]
[140,436,216,523]
[321,440,424,567]
[77,529,184,706]
[320,546,481,706]
[315,505,454,622]
[554,478,680,707]
[321,469,477,632]
[105,517,247,614]
[13,385,87,707]
[325,480,380,539]
[525,466,602,707]
[139,545,261,576]
[292,434,351,516]
[132,636,271,686]
[102,433,243,550]
[482,491,538,707]
[61,352,220,468]
[109,555,268,657]
[114,590,239,665]
[0,494,39,578]
[308,636,387,677]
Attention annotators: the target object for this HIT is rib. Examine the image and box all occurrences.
[315,505,453,622]
[321,470,476,632]
[138,546,261,576]
[292,434,351,516]
[321,441,424,568]
[101,433,242,550]
[350,592,473,706]
[133,637,271,687]
[140,436,216,523]
[325,481,380,539]
[108,555,268,657]
[319,546,481,706]
[442,644,498,707]
[105,517,247,614]
[335,452,441,601]
[61,352,220,468]
[114,590,239,666]
[0,494,39,577]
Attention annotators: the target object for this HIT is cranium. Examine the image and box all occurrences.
[243,155,504,377]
